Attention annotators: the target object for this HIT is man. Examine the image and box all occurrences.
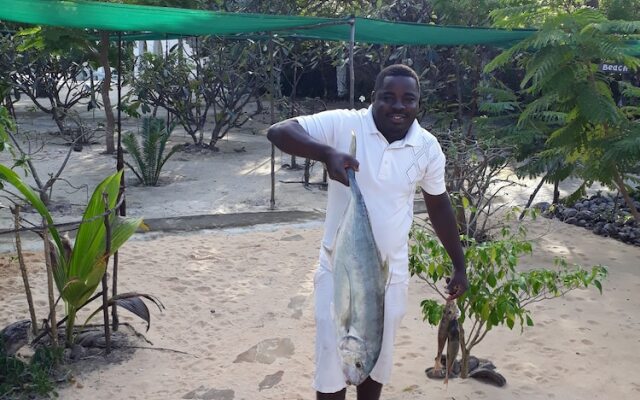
[267,64,468,400]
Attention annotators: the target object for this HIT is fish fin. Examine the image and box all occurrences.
[322,244,334,261]
[349,130,356,157]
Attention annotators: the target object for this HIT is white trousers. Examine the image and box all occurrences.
[312,266,409,393]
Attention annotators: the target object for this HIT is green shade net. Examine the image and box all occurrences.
[0,0,536,45]
[293,18,534,46]
[1,0,637,54]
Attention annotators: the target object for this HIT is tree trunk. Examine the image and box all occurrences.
[38,189,50,206]
[460,348,470,378]
[520,173,549,220]
[553,179,560,204]
[99,31,116,154]
[52,106,66,134]
[459,323,470,378]
[613,168,640,223]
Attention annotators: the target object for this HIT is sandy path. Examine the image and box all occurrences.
[2,216,639,400]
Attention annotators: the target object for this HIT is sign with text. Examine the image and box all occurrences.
[599,63,630,74]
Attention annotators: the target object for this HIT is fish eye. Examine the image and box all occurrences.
[355,362,362,369]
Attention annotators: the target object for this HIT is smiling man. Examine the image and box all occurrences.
[267,64,468,400]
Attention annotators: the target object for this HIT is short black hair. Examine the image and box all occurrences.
[373,64,420,92]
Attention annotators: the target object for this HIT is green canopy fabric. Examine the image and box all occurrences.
[292,18,534,46]
[1,0,637,54]
[0,0,536,45]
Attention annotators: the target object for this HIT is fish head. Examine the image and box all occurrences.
[338,335,371,386]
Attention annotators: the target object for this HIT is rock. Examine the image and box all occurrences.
[233,338,294,364]
[258,371,284,391]
[468,367,507,387]
[201,389,234,400]
[603,223,616,235]
[466,356,480,373]
[70,344,86,360]
[565,217,578,225]
[476,358,497,370]
[425,367,448,380]
[183,386,234,400]
[576,210,593,220]
[562,208,578,219]
[533,202,551,212]
[577,219,587,227]
[0,320,31,356]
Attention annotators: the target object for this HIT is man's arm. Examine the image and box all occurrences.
[422,190,468,300]
[267,120,358,186]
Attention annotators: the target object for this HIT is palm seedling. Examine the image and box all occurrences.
[0,166,162,346]
[123,117,182,186]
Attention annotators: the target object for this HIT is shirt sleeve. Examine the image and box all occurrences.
[293,110,344,148]
[418,140,447,195]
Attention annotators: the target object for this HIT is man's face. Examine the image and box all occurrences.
[371,75,419,143]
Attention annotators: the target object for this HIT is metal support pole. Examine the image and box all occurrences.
[269,36,276,209]
[113,31,124,331]
[349,16,356,109]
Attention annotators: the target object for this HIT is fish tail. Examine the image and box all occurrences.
[349,130,356,156]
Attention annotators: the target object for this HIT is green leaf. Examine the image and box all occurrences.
[506,316,515,330]
[84,292,164,332]
[526,315,534,327]
[487,272,497,288]
[461,196,470,210]
[594,280,602,294]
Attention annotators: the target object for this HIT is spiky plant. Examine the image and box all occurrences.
[123,117,182,186]
[486,7,640,221]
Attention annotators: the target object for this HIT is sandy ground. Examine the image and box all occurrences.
[1,98,639,399]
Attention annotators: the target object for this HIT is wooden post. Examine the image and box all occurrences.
[13,206,38,335]
[41,220,58,347]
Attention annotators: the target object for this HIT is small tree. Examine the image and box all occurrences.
[409,219,607,378]
[435,126,519,241]
[122,117,182,186]
[486,7,640,222]
[0,27,93,136]
[131,38,266,150]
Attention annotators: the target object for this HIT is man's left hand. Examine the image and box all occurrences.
[446,269,468,300]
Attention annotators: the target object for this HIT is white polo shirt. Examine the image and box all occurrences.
[296,107,446,284]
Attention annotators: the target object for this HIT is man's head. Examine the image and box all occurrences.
[371,64,420,143]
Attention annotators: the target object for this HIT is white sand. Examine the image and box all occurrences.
[1,101,639,399]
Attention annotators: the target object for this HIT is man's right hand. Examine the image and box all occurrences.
[267,120,359,186]
[323,149,359,186]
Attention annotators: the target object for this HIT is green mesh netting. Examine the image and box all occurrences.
[0,0,535,45]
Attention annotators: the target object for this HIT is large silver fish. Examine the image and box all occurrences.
[329,133,388,386]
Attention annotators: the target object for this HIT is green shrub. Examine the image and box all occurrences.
[123,117,182,186]
[409,222,607,377]
[0,337,62,399]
